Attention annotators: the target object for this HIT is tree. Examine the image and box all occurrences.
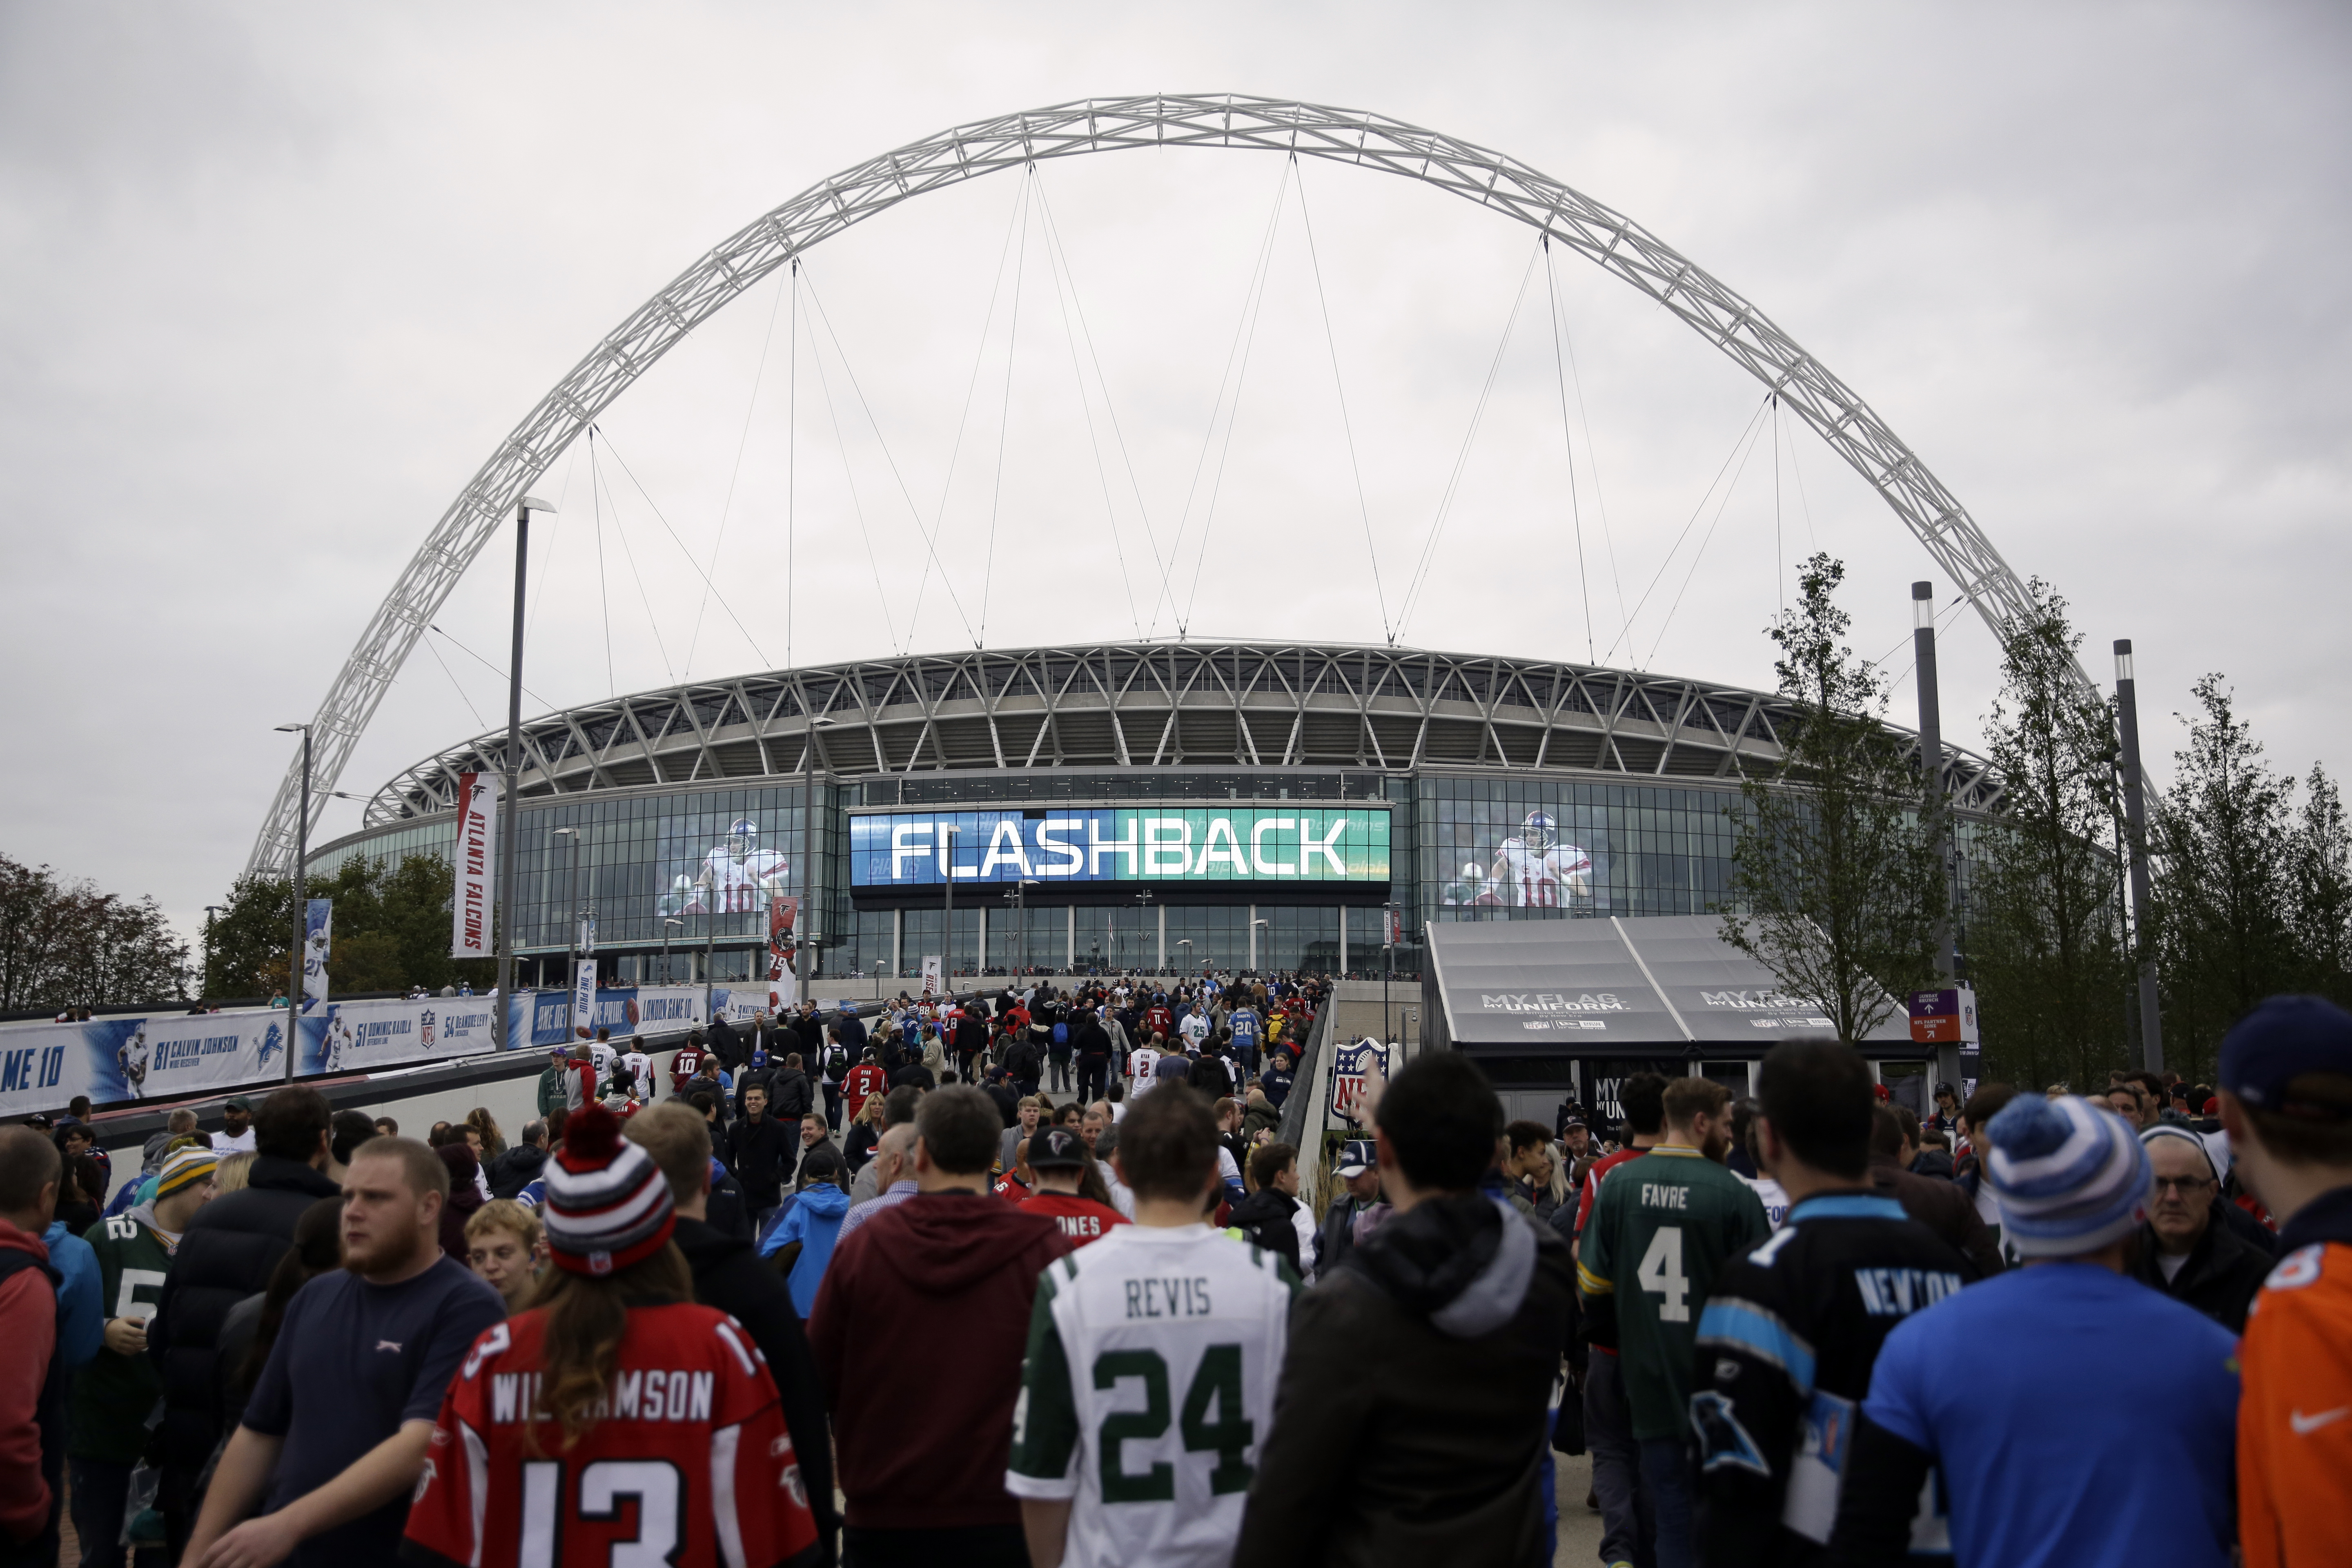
[1963,582,2133,1091]
[2150,676,2301,1086]
[0,852,190,1013]
[2290,763,2352,1009]
[1720,554,1945,1044]
[201,853,494,1001]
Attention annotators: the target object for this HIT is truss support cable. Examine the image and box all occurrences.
[429,624,556,715]
[421,633,488,732]
[589,430,617,698]
[1154,157,1293,638]
[797,297,904,655]
[980,167,1036,647]
[686,267,788,681]
[1646,402,1772,670]
[1033,169,1146,637]
[591,427,678,685]
[1543,237,1594,664]
[592,426,773,670]
[1395,240,1544,639]
[1604,393,1772,667]
[1553,279,1630,646]
[1293,158,1389,644]
[1032,172,1169,633]
[797,265,978,650]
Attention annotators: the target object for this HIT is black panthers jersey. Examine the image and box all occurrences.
[1689,1192,1976,1567]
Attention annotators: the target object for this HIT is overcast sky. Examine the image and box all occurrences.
[3,1,2346,937]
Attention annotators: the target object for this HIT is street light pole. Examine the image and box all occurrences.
[941,824,958,982]
[493,495,557,1050]
[2115,639,2165,1073]
[663,918,683,987]
[273,723,311,1080]
[797,717,835,1002]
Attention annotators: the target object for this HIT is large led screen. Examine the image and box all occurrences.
[849,806,1390,890]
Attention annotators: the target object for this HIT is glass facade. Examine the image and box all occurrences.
[305,768,1845,984]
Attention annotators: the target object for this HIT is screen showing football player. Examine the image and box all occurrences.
[1489,811,1592,908]
[684,817,791,916]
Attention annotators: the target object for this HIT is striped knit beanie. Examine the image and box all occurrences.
[1983,1094,2152,1258]
[154,1146,218,1201]
[541,1102,673,1276]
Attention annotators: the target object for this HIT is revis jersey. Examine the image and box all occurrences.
[403,1301,819,1568]
[1689,1194,1973,1561]
[1579,1144,1770,1439]
[1492,836,1593,907]
[620,1050,654,1101]
[1007,1225,1299,1567]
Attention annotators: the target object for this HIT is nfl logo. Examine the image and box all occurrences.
[588,1251,613,1276]
[1331,1040,1389,1125]
[419,1009,436,1048]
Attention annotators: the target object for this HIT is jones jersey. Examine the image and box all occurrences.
[1022,1191,1131,1249]
[697,848,790,915]
[1689,1194,1972,1559]
[403,1302,819,1568]
[1579,1144,1770,1439]
[1492,837,1593,908]
[1007,1226,1299,1567]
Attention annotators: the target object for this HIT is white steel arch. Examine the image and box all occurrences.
[250,92,2048,873]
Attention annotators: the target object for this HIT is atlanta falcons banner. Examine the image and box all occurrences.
[451,771,499,959]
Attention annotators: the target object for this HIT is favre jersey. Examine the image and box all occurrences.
[402,1302,819,1568]
[1007,1226,1299,1568]
[1493,837,1593,908]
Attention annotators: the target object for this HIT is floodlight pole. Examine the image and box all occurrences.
[492,496,555,1050]
[1913,583,1962,1089]
[2114,639,2164,1073]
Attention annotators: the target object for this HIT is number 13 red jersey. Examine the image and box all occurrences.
[403,1302,820,1568]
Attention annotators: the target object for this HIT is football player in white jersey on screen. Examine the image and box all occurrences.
[1490,811,1592,908]
[693,817,791,914]
[1008,1084,1297,1568]
[118,1027,150,1098]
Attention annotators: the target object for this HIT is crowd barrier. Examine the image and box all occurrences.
[0,983,774,1120]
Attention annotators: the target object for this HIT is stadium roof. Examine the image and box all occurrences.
[362,641,2000,827]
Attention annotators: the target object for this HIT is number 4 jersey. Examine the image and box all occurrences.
[1578,1143,1770,1440]
[1006,1224,1299,1568]
[403,1302,821,1568]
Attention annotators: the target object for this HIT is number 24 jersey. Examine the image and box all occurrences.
[402,1302,821,1568]
[1007,1225,1300,1568]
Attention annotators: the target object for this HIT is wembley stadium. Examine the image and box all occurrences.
[304,639,2000,989]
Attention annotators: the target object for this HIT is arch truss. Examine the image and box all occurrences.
[251,93,2044,873]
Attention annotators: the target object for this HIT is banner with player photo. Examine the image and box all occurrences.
[765,895,800,1012]
[300,995,501,1076]
[507,984,714,1052]
[301,899,332,1013]
[0,1009,292,1121]
[1435,808,1605,912]
[657,814,795,920]
[450,771,499,959]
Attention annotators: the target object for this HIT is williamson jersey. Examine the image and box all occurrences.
[1579,1144,1769,1439]
[2239,1235,2352,1568]
[403,1302,819,1568]
[1007,1225,1299,1568]
[1690,1194,1973,1561]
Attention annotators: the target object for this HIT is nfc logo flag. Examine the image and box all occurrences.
[1331,1038,1388,1126]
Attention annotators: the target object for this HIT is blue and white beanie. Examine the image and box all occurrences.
[1983,1094,2153,1258]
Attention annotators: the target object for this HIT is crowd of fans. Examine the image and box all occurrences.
[0,974,2344,1568]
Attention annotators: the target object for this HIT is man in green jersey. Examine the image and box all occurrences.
[72,1145,218,1566]
[1579,1076,1766,1568]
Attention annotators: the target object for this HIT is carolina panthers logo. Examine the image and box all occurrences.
[1691,1391,1770,1477]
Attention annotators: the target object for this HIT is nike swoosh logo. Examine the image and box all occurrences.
[2291,1407,2351,1435]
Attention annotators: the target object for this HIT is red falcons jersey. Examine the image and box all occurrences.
[403,1303,820,1568]
[670,1046,707,1094]
[1020,1191,1129,1248]
[842,1064,889,1115]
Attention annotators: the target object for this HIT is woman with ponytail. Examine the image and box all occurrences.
[403,1104,822,1568]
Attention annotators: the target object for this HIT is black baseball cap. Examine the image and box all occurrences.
[2221,995,2352,1120]
[1028,1127,1088,1171]
[1335,1138,1377,1178]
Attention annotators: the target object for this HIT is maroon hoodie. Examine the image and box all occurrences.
[808,1190,1068,1529]
[0,1221,53,1546]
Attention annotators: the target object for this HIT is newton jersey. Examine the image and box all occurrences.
[1579,1144,1770,1439]
[1492,837,1593,908]
[1007,1226,1299,1568]
[402,1302,818,1568]
[1689,1194,1973,1560]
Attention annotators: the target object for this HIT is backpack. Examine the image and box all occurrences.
[1051,1021,1069,1046]
[824,1042,848,1078]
